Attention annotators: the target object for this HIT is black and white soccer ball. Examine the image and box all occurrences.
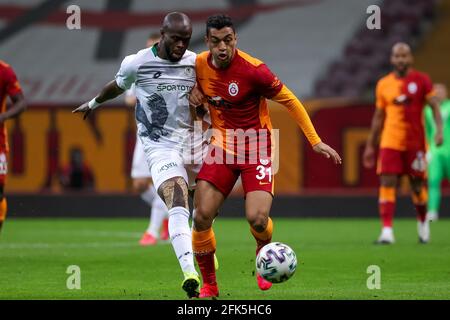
[256,242,297,283]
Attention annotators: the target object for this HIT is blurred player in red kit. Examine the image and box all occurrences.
[363,43,443,244]
[0,60,27,233]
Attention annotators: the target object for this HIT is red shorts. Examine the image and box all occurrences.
[196,147,274,197]
[377,148,427,178]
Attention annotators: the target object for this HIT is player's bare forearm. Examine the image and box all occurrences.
[0,93,27,122]
[366,108,385,148]
[73,80,124,119]
[363,108,384,169]
[96,80,125,103]
[429,96,443,146]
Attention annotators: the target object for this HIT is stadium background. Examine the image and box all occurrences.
[0,0,449,217]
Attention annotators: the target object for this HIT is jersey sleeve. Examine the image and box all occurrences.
[271,85,322,146]
[254,64,283,99]
[422,73,435,99]
[4,64,23,97]
[375,80,386,110]
[115,54,137,90]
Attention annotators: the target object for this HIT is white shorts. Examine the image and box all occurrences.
[131,135,152,179]
[140,135,208,193]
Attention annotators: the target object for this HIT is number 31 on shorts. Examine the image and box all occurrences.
[256,164,272,182]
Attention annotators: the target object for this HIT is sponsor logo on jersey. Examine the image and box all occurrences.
[153,71,162,79]
[156,84,193,92]
[260,158,270,166]
[206,95,233,109]
[158,162,178,173]
[228,81,239,97]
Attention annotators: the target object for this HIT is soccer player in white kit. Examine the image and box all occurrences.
[73,12,202,298]
[126,33,170,246]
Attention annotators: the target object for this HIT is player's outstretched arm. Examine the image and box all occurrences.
[72,80,124,119]
[271,85,341,164]
[428,96,443,146]
[363,108,385,169]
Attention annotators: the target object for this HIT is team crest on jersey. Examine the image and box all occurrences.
[184,67,194,77]
[228,81,239,97]
[407,82,418,94]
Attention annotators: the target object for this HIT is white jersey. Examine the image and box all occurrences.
[115,45,196,148]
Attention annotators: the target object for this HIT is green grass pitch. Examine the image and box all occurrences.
[0,218,449,300]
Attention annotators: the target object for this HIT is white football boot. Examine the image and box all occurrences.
[427,211,438,222]
[417,219,430,244]
[375,227,395,244]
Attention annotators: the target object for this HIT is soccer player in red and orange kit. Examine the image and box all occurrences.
[363,42,443,244]
[0,60,27,233]
[189,14,341,298]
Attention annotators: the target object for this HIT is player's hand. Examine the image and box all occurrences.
[189,83,205,107]
[363,145,375,169]
[72,102,92,120]
[312,142,342,165]
[435,131,443,146]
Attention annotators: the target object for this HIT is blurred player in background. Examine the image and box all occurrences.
[73,12,204,298]
[189,14,341,298]
[0,60,27,234]
[59,147,95,191]
[425,83,450,222]
[125,32,169,246]
[363,42,443,244]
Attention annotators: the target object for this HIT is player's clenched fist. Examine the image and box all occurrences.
[189,83,205,106]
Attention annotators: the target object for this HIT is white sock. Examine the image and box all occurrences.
[147,194,168,237]
[168,207,197,274]
[140,185,156,206]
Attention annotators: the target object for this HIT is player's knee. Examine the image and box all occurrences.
[193,205,214,229]
[247,210,269,233]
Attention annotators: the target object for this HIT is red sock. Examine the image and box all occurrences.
[379,187,396,228]
[192,228,217,286]
[195,253,216,286]
[415,204,427,223]
[412,188,428,223]
[379,202,395,227]
[250,218,273,255]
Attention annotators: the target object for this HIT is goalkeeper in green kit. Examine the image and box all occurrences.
[425,83,450,221]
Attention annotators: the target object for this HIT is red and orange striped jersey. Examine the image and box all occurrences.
[196,49,321,157]
[0,60,22,151]
[376,69,434,151]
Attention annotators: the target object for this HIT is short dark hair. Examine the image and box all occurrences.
[206,14,235,36]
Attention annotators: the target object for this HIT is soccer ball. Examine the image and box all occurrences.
[256,242,297,283]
